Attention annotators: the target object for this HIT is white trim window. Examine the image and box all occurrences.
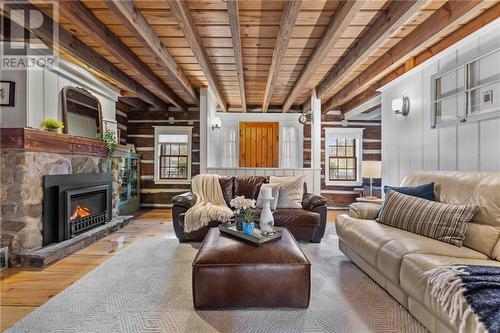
[324,127,364,186]
[154,126,192,184]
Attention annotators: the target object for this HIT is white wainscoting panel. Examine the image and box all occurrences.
[380,20,500,188]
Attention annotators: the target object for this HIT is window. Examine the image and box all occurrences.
[328,138,356,181]
[324,128,363,186]
[154,126,192,184]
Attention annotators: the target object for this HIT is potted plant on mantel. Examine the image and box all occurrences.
[40,118,64,134]
[95,130,117,157]
[230,196,256,235]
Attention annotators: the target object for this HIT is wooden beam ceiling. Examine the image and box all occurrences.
[57,0,186,109]
[105,0,198,105]
[338,1,500,115]
[168,0,227,112]
[315,0,426,100]
[323,0,486,112]
[226,0,246,112]
[262,0,302,113]
[118,97,151,112]
[1,2,168,110]
[281,0,364,113]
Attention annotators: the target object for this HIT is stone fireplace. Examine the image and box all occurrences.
[1,128,132,266]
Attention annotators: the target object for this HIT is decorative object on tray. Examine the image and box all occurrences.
[219,223,283,246]
[230,196,256,235]
[258,186,275,235]
[40,118,64,134]
[0,81,15,106]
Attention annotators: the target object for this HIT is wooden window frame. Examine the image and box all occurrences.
[154,126,192,185]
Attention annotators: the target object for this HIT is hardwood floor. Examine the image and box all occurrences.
[0,209,346,331]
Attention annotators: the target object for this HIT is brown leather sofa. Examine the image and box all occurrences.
[172,175,327,243]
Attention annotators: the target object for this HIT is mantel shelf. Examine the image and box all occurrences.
[1,128,108,157]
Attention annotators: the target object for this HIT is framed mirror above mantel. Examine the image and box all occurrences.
[62,86,103,138]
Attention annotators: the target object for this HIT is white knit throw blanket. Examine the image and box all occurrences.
[184,174,234,233]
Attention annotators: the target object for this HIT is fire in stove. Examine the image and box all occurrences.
[70,203,91,220]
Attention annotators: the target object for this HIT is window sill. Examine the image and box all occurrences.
[325,180,363,187]
[154,179,192,185]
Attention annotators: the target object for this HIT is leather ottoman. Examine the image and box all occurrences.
[192,228,311,309]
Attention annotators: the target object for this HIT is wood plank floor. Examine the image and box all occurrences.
[0,209,346,331]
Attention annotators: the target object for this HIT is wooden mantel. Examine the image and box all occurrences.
[1,128,108,157]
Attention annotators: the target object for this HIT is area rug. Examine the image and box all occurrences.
[6,236,426,333]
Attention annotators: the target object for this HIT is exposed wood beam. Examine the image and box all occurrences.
[262,0,302,113]
[118,97,151,111]
[316,0,426,100]
[57,0,186,109]
[1,2,168,110]
[226,0,246,112]
[168,0,227,112]
[281,1,364,113]
[105,0,198,105]
[323,0,486,112]
[335,1,500,114]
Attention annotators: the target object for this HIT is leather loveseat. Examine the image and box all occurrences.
[336,171,500,333]
[172,175,327,243]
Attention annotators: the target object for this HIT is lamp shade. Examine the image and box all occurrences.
[392,98,403,112]
[362,161,381,178]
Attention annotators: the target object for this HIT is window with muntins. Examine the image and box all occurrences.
[328,138,356,181]
[154,127,192,184]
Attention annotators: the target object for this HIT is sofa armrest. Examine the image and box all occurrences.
[348,202,381,220]
[172,192,197,209]
[302,193,327,211]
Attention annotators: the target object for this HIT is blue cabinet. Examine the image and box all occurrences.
[118,153,140,215]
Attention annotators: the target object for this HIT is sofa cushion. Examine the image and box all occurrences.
[400,254,500,333]
[273,209,320,227]
[233,176,267,201]
[336,215,487,284]
[270,175,305,209]
[384,182,434,200]
[401,171,500,257]
[378,190,479,246]
[218,176,234,206]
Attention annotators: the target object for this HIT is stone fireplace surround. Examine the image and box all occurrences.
[1,128,131,266]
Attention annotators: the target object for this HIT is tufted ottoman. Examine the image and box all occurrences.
[192,227,311,309]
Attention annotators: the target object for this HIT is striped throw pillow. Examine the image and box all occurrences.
[377,190,479,246]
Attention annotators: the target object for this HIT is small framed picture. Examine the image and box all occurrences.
[0,247,8,272]
[0,81,15,107]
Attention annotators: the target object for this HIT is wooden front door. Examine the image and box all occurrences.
[239,122,279,167]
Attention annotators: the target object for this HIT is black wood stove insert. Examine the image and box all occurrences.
[43,172,112,246]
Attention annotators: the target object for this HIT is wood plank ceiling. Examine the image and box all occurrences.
[30,0,499,112]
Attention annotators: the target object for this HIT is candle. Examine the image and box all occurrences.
[260,186,272,200]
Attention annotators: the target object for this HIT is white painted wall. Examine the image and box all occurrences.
[207,112,304,169]
[381,19,500,187]
[0,57,119,129]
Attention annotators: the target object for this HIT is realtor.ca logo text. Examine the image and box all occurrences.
[1,1,59,70]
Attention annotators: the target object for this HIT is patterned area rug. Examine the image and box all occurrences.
[6,236,426,333]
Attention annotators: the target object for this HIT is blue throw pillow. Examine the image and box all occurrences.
[376,182,435,219]
[383,182,435,201]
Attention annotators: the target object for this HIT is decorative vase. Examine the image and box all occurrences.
[242,221,255,235]
[235,219,243,231]
[259,196,274,234]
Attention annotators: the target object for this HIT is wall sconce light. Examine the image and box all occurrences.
[211,117,222,130]
[392,96,410,116]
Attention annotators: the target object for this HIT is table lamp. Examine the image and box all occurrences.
[362,161,381,198]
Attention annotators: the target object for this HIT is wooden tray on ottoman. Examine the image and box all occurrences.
[218,223,282,246]
[192,228,311,309]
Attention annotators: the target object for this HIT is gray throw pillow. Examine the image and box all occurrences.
[269,175,305,209]
[377,190,479,247]
[256,183,281,210]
